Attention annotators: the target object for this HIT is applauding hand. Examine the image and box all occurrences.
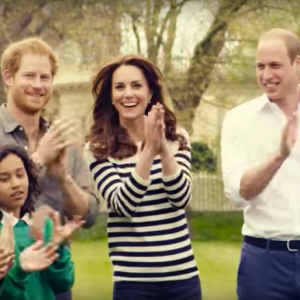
[33,118,81,167]
[47,148,68,182]
[0,248,14,279]
[280,112,298,159]
[154,103,168,157]
[0,212,15,252]
[19,241,58,272]
[143,103,167,156]
[30,207,84,246]
[30,205,56,241]
[50,211,84,245]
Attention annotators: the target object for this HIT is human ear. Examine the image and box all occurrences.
[3,70,13,87]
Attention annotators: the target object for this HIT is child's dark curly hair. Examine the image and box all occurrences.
[0,144,40,218]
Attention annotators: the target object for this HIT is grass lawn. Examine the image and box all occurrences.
[72,240,241,300]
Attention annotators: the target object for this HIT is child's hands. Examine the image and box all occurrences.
[50,211,84,245]
[19,241,58,272]
[0,248,14,279]
[30,207,84,245]
[30,205,55,240]
[0,213,15,252]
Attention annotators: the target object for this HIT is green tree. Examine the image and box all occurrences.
[123,0,300,131]
[0,0,122,103]
[1,0,300,133]
[191,141,217,173]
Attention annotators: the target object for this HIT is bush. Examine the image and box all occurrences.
[191,142,217,173]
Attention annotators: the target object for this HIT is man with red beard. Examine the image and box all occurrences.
[221,28,300,300]
[0,37,99,300]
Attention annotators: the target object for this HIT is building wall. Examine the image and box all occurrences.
[45,65,95,139]
[191,82,262,148]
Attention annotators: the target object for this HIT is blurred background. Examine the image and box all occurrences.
[1,0,300,299]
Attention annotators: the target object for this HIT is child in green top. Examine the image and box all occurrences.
[0,145,82,300]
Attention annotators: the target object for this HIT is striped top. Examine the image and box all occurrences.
[84,131,198,282]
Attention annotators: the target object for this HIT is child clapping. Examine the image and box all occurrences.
[0,145,82,300]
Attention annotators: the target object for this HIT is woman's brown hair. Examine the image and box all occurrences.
[89,54,187,160]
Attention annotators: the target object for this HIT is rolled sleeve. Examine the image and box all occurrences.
[221,111,249,208]
[83,192,99,228]
[223,166,249,208]
[68,145,100,228]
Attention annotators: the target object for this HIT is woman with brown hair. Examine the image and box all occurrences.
[84,54,201,300]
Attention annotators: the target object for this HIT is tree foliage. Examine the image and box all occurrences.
[191,141,217,173]
[1,0,300,135]
[120,0,265,131]
[122,0,300,132]
[0,0,122,103]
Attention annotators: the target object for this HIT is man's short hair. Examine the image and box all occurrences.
[1,37,58,79]
[259,28,300,62]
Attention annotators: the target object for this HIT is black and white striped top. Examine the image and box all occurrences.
[84,132,198,282]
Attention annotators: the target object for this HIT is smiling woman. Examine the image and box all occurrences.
[84,54,202,300]
[112,64,151,120]
[89,54,181,160]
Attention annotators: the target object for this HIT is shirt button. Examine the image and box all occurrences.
[24,146,28,151]
[19,126,23,131]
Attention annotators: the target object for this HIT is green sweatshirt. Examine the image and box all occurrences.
[0,217,74,300]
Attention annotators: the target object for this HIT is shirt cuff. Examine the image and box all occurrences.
[162,168,181,183]
[131,169,151,187]
[224,171,249,208]
[82,194,99,229]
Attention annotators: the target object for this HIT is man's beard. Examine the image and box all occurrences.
[12,89,50,115]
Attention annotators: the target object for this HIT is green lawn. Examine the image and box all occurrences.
[72,240,241,300]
